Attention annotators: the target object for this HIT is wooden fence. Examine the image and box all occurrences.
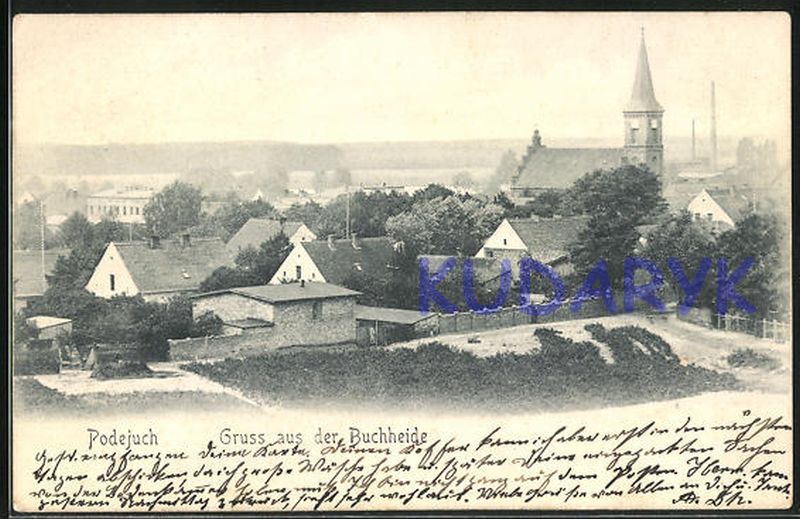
[713,313,789,343]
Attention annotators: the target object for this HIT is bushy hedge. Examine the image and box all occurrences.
[185,324,738,411]
[14,346,61,376]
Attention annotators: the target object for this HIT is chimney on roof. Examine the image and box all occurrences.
[181,233,191,247]
[327,234,336,251]
[149,235,161,249]
[351,233,361,250]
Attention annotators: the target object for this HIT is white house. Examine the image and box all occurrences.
[85,236,233,302]
[686,188,753,230]
[269,236,398,285]
[225,218,316,256]
[475,216,589,264]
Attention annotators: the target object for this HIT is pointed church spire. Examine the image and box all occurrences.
[625,29,663,112]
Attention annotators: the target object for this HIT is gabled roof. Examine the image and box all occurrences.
[303,237,400,285]
[194,281,359,304]
[113,238,233,294]
[513,147,625,189]
[507,216,589,263]
[26,315,73,329]
[703,188,753,222]
[355,305,435,325]
[226,218,306,253]
[12,248,69,298]
[625,32,663,113]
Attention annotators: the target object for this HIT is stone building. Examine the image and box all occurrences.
[170,282,359,360]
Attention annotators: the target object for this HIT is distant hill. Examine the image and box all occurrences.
[14,135,750,180]
[14,141,345,177]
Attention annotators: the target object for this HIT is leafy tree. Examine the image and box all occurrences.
[235,232,292,282]
[411,184,455,204]
[527,189,575,218]
[282,200,324,231]
[716,213,785,318]
[313,190,413,239]
[13,200,56,250]
[568,165,667,289]
[212,198,276,239]
[199,232,292,291]
[386,195,504,257]
[143,181,203,237]
[492,191,515,214]
[642,210,716,306]
[57,212,94,249]
[198,266,259,293]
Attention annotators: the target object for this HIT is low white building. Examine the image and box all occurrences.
[686,188,753,230]
[86,187,155,224]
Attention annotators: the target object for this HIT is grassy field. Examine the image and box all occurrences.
[184,323,739,413]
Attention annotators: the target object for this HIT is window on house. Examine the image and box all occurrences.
[706,213,713,221]
[296,265,302,280]
[650,119,658,129]
[312,301,322,320]
[123,206,127,215]
[486,250,494,258]
[502,238,507,246]
[109,274,116,292]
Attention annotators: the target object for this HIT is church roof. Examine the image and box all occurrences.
[513,147,625,189]
[625,32,663,113]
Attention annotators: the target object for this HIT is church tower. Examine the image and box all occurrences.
[623,29,664,175]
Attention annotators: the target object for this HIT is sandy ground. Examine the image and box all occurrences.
[32,361,260,407]
[393,313,791,394]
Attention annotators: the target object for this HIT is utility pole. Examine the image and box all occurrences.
[710,81,718,174]
[40,199,46,294]
[345,185,351,239]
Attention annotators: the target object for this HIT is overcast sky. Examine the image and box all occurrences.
[12,12,791,146]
